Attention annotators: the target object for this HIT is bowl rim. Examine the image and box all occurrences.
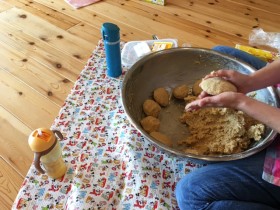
[121,47,279,161]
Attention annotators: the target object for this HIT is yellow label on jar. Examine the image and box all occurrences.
[152,42,173,52]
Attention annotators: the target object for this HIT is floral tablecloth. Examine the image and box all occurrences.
[13,40,204,210]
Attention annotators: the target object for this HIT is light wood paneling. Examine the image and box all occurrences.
[0,69,60,128]
[0,7,94,62]
[0,0,12,12]
[0,156,23,210]
[0,106,33,176]
[0,39,74,106]
[4,0,80,30]
[0,21,85,82]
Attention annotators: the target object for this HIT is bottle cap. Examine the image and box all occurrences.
[101,22,120,42]
[28,128,56,152]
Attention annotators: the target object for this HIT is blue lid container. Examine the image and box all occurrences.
[101,23,122,78]
[101,23,120,42]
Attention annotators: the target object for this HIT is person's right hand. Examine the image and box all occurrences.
[202,70,252,94]
[185,92,246,111]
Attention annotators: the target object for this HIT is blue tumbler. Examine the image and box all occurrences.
[101,23,122,78]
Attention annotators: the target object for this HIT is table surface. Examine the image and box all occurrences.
[12,41,203,210]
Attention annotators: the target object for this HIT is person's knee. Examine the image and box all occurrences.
[175,166,229,209]
[175,172,206,209]
[175,175,188,201]
[175,175,191,209]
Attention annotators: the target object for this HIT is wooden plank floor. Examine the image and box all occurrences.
[0,0,279,209]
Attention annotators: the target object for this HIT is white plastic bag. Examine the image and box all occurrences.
[249,28,280,52]
[121,39,178,68]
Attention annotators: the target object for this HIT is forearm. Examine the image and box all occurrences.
[237,95,280,133]
[247,59,280,92]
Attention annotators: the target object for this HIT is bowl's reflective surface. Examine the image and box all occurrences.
[121,47,279,161]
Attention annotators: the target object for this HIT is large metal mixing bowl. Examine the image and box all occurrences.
[121,47,279,161]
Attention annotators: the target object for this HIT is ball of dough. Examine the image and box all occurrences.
[150,132,173,147]
[143,99,161,117]
[173,84,189,99]
[192,79,203,96]
[140,116,160,133]
[200,77,237,95]
[153,88,169,107]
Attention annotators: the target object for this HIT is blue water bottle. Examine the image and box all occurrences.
[101,23,122,78]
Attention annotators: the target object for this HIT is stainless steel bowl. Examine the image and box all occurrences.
[121,47,279,161]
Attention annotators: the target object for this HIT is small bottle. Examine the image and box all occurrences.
[101,22,122,78]
[28,128,67,179]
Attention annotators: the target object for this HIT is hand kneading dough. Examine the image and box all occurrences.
[140,116,160,133]
[153,88,169,107]
[143,99,161,117]
[150,132,173,147]
[173,84,189,99]
[200,77,237,95]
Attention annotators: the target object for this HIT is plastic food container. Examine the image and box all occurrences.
[121,39,178,68]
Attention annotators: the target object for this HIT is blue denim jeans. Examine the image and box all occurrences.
[175,46,280,210]
[175,150,280,210]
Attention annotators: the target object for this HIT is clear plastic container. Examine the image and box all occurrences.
[40,141,67,179]
[121,39,178,68]
[28,128,67,179]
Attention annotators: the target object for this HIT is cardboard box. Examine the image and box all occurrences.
[143,0,166,6]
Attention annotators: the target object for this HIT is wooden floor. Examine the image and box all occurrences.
[0,0,279,209]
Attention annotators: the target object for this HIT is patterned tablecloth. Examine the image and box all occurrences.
[13,40,204,210]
